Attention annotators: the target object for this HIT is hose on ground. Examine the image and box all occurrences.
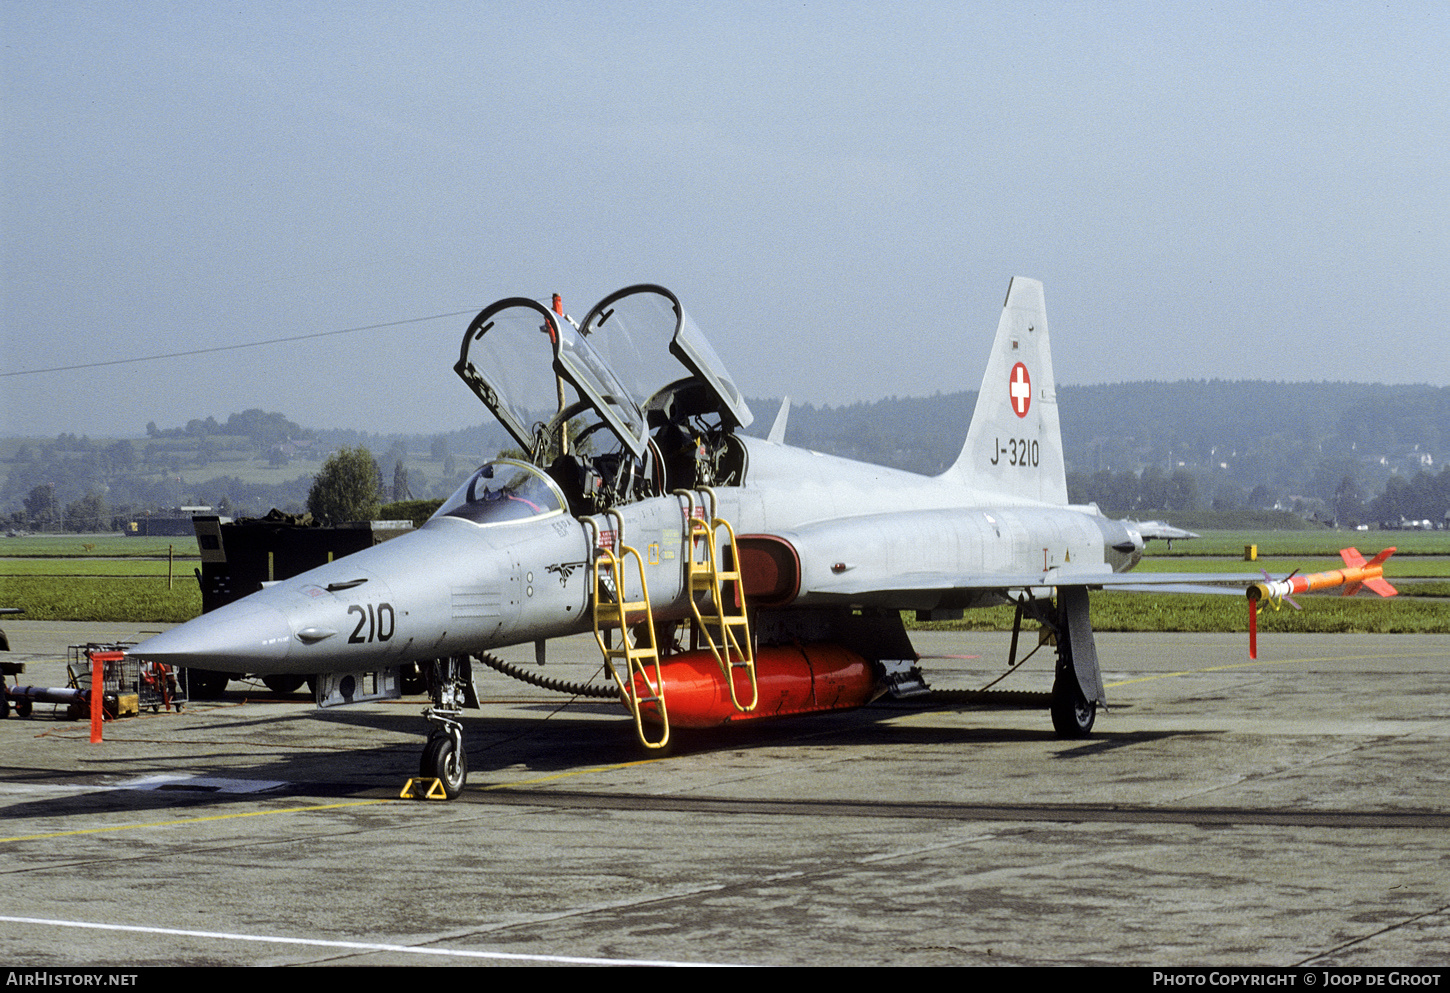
[472,651,620,700]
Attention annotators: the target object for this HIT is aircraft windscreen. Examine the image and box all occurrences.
[431,461,564,526]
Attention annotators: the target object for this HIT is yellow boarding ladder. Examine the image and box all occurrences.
[677,487,758,713]
[586,514,669,749]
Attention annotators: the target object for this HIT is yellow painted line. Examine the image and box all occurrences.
[0,798,392,844]
[3,760,669,843]
[891,708,955,725]
[1106,657,1305,688]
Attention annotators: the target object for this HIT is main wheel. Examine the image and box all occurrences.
[420,735,467,799]
[1050,674,1096,738]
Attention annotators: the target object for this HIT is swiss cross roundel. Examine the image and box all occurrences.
[1009,362,1032,418]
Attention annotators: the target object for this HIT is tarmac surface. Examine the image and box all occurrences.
[1,620,1447,967]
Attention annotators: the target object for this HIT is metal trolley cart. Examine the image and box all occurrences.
[66,643,186,719]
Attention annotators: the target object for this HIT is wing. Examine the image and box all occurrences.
[800,565,1268,608]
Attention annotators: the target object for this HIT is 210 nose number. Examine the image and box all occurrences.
[348,602,396,643]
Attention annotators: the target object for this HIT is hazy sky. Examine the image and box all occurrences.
[3,1,1446,438]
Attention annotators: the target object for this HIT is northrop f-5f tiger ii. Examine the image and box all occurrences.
[131,279,1395,798]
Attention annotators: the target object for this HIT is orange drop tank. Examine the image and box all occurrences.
[631,643,877,728]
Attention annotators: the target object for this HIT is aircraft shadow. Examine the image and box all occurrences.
[0,702,1204,824]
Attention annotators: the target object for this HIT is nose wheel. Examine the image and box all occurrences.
[421,721,467,799]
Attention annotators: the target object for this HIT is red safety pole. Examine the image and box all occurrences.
[87,650,124,743]
[89,651,103,742]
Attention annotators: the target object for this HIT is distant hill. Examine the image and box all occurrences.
[4,383,1447,528]
[743,381,1449,521]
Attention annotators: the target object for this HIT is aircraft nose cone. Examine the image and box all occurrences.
[130,601,295,673]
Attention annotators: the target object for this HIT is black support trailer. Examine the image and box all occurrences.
[184,514,414,698]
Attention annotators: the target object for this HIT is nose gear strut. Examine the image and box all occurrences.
[404,655,477,799]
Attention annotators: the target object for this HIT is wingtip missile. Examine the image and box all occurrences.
[1246,547,1397,658]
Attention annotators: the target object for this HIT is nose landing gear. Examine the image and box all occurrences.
[409,656,477,800]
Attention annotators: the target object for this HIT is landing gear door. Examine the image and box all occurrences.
[454,298,574,454]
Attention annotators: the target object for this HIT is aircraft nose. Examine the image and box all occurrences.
[130,601,295,672]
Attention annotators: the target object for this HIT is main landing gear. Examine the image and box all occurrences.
[1008,586,1104,739]
[1050,670,1096,738]
[1049,586,1103,739]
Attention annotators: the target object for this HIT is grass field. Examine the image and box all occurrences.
[1142,529,1449,558]
[1135,555,1450,577]
[0,535,200,559]
[1,534,203,622]
[1,577,202,623]
[1,559,199,576]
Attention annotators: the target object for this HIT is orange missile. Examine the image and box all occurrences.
[1246,547,1397,658]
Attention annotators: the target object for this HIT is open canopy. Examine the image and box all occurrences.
[454,285,752,462]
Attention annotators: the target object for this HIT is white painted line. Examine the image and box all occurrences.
[0,915,741,967]
[122,773,288,793]
[0,775,288,796]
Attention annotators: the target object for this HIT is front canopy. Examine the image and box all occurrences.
[430,460,566,527]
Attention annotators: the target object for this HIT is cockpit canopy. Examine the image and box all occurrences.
[452,284,754,513]
[456,285,751,455]
[574,285,753,433]
[430,460,565,527]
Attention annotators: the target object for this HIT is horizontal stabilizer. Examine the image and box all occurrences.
[1108,582,1249,596]
[802,566,1273,608]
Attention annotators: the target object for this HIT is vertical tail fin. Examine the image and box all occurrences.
[767,396,790,444]
[942,277,1068,505]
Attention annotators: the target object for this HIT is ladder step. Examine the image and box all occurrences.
[591,540,669,750]
[679,507,758,714]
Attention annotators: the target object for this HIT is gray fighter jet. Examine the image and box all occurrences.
[130,279,1275,798]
